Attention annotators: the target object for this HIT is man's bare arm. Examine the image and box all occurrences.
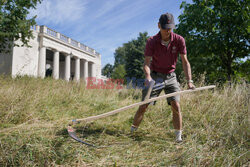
[144,56,152,81]
[180,54,195,89]
[180,54,192,81]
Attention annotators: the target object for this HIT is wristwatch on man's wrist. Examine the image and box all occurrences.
[187,80,193,83]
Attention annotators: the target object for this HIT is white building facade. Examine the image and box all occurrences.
[0,25,102,81]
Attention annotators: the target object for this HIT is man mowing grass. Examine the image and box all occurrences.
[131,12,195,143]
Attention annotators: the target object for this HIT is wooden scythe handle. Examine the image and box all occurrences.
[76,85,216,123]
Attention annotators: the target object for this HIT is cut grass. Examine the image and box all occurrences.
[0,75,249,166]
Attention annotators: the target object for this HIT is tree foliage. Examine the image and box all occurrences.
[176,0,249,82]
[124,32,148,79]
[114,46,126,68]
[102,63,113,78]
[0,0,42,52]
[104,32,149,80]
[111,64,126,79]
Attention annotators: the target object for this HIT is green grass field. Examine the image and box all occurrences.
[0,75,249,166]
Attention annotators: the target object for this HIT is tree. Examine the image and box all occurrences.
[236,59,250,82]
[125,32,148,79]
[111,64,126,79]
[113,32,149,80]
[0,0,42,52]
[114,46,126,68]
[102,63,113,78]
[176,0,249,82]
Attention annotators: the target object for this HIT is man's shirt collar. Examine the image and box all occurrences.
[156,31,173,42]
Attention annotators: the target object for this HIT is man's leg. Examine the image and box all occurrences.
[171,101,182,130]
[131,73,163,132]
[171,101,183,142]
[132,103,149,129]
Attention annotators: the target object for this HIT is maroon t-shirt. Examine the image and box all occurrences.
[145,32,187,74]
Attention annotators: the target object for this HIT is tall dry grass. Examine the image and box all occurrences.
[0,75,249,166]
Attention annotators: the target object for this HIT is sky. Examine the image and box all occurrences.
[29,0,193,68]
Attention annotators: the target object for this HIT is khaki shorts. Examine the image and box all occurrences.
[142,71,181,105]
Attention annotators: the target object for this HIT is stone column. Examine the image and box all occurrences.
[96,65,100,78]
[91,63,96,77]
[80,59,84,79]
[53,50,59,79]
[38,46,46,78]
[74,57,80,81]
[83,60,88,79]
[65,54,71,81]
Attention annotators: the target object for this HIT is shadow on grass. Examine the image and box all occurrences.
[75,125,125,138]
[54,108,173,147]
[55,125,126,145]
[55,122,173,148]
[56,128,69,137]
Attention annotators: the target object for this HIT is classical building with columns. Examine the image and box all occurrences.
[0,25,102,81]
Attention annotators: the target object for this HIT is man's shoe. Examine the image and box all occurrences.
[175,130,182,143]
[176,138,183,143]
[130,125,137,133]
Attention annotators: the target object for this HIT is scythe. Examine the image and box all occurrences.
[68,84,216,146]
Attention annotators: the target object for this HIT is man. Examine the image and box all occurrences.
[131,13,195,142]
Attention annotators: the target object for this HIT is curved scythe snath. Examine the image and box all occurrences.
[67,85,216,146]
